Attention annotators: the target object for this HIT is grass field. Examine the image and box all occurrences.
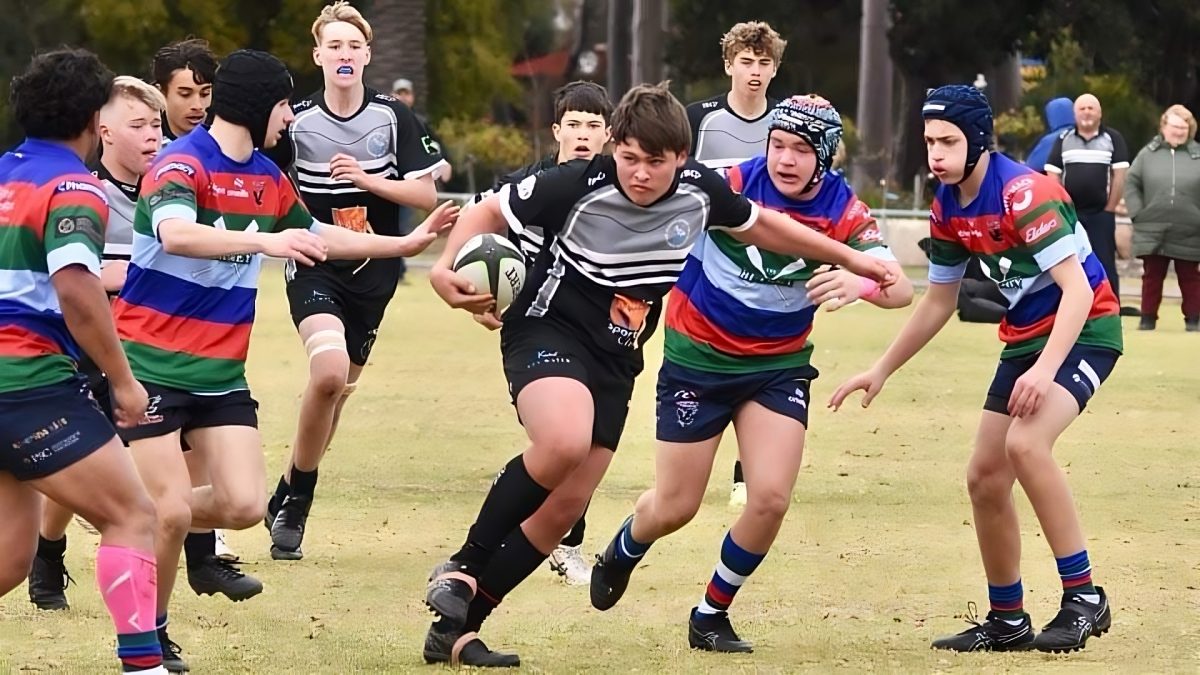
[2,266,1198,673]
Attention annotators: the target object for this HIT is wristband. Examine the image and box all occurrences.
[859,276,881,301]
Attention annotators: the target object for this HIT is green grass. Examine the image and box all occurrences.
[2,268,1198,673]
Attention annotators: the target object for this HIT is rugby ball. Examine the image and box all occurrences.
[452,233,526,312]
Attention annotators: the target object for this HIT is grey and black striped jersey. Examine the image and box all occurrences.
[686,94,778,170]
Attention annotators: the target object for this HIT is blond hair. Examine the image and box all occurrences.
[312,1,373,44]
[721,21,787,64]
[1161,104,1197,141]
[105,75,167,113]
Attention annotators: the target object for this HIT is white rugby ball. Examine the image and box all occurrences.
[452,233,527,312]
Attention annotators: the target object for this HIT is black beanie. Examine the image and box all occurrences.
[210,50,293,148]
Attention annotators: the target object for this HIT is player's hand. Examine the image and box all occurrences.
[99,260,129,293]
[806,265,863,311]
[843,251,895,288]
[397,201,459,256]
[472,311,503,331]
[828,367,888,411]
[430,265,495,315]
[330,153,370,188]
[109,378,149,429]
[1008,364,1053,418]
[261,230,328,266]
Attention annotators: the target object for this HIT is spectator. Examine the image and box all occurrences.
[392,77,451,182]
[1124,104,1200,331]
[1025,96,1073,173]
[1046,94,1138,315]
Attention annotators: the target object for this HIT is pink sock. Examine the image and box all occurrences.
[96,545,162,669]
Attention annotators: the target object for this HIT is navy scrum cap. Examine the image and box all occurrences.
[922,84,993,182]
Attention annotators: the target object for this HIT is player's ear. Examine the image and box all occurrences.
[363,45,371,66]
[675,151,688,168]
[723,59,733,77]
[312,47,321,67]
[551,122,562,143]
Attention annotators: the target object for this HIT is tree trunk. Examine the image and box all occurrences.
[854,0,893,194]
[368,0,428,112]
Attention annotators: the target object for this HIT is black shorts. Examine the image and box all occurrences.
[118,381,259,445]
[0,376,117,481]
[656,360,818,443]
[501,317,642,451]
[285,260,398,366]
[984,344,1120,415]
[78,354,115,423]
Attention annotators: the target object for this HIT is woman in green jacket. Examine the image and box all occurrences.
[1125,104,1200,331]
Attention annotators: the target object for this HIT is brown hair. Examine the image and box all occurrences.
[312,1,373,44]
[610,82,690,156]
[720,21,787,64]
[1161,104,1197,141]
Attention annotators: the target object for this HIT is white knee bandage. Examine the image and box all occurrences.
[304,330,346,360]
[342,381,358,397]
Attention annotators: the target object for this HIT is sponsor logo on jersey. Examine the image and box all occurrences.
[153,161,196,182]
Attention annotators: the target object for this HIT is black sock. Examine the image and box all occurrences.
[451,455,551,575]
[290,465,319,500]
[270,474,290,512]
[183,530,216,566]
[732,460,744,484]
[464,528,550,632]
[560,505,588,548]
[37,534,67,560]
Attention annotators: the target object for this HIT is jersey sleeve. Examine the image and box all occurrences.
[44,175,108,276]
[686,102,707,152]
[497,158,592,237]
[1006,176,1078,271]
[272,173,320,232]
[143,156,202,239]
[688,163,757,232]
[836,197,894,260]
[927,198,970,283]
[384,96,445,180]
[1110,128,1130,169]
[1044,134,1065,175]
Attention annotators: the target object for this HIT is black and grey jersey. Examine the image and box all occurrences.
[686,94,778,169]
[498,155,758,359]
[271,87,445,236]
[93,162,138,263]
[474,153,558,263]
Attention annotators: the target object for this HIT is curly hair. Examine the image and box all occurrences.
[11,48,113,140]
[720,21,787,64]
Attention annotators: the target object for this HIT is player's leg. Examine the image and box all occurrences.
[424,445,615,668]
[547,505,591,585]
[592,360,731,611]
[1010,346,1118,653]
[28,497,76,610]
[684,397,807,654]
[0,475,40,598]
[188,427,267,532]
[932,360,1031,653]
[127,431,194,673]
[179,445,250,602]
[270,313,350,559]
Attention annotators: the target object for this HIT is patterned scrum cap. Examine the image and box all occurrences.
[768,95,843,189]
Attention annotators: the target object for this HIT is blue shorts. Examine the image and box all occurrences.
[984,344,1120,415]
[656,360,818,443]
[0,376,118,481]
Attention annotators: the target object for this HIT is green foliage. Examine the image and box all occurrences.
[435,117,532,173]
[425,0,525,121]
[995,105,1045,156]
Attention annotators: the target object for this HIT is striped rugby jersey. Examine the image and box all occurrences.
[94,162,138,265]
[687,94,778,169]
[113,126,318,394]
[0,139,108,393]
[499,155,758,361]
[665,157,894,373]
[928,152,1123,358]
[472,153,557,264]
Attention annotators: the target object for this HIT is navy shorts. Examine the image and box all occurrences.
[984,344,1120,415]
[118,381,258,445]
[0,376,118,481]
[656,360,819,443]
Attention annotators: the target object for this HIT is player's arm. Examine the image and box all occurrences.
[729,208,895,285]
[331,160,439,210]
[428,193,507,313]
[807,207,913,310]
[313,200,457,259]
[54,267,135,381]
[1106,130,1131,212]
[157,218,326,265]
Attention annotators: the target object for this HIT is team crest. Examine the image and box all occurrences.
[664,219,692,248]
[367,131,390,158]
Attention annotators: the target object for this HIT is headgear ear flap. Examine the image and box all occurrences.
[767,95,843,192]
[209,50,294,148]
[921,84,993,183]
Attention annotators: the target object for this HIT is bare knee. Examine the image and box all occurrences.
[531,434,592,478]
[966,461,1013,507]
[310,367,349,402]
[0,549,35,596]
[156,496,193,541]
[220,492,266,530]
[654,490,702,534]
[1004,432,1049,470]
[744,487,791,524]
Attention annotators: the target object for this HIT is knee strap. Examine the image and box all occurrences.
[304,330,346,360]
